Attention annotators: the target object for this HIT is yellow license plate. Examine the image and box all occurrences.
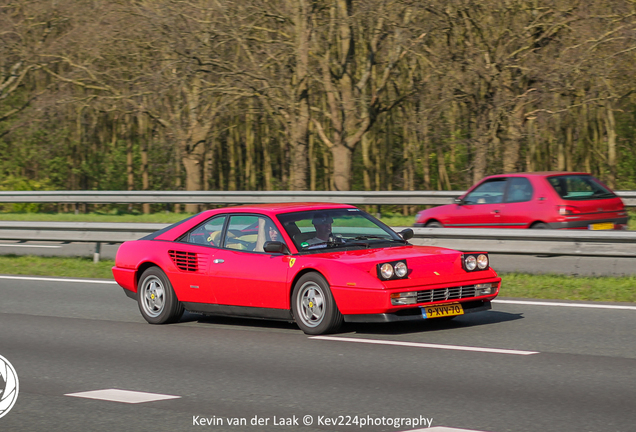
[421,303,464,319]
[589,222,614,230]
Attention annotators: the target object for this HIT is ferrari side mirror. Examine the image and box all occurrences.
[399,228,414,241]
[264,241,289,254]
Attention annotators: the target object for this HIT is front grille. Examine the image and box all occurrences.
[168,250,207,272]
[416,285,477,303]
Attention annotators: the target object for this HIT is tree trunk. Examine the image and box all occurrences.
[503,104,524,173]
[362,133,373,191]
[288,0,312,191]
[331,145,353,191]
[138,112,150,214]
[605,101,617,189]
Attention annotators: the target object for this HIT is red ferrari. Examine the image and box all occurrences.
[415,172,629,230]
[113,203,500,334]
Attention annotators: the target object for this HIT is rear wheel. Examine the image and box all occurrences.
[137,267,184,324]
[292,273,343,335]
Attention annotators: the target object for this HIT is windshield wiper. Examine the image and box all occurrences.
[352,235,386,240]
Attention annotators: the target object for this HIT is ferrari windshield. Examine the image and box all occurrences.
[276,208,403,252]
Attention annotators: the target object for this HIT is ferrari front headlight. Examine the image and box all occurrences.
[394,261,408,278]
[465,255,477,271]
[380,263,394,279]
[462,253,489,272]
[477,254,489,269]
[377,260,409,280]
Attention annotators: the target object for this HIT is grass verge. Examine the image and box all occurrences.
[0,211,414,226]
[0,255,115,279]
[1,255,634,303]
[500,272,636,303]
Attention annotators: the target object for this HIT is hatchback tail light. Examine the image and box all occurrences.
[557,206,581,216]
[558,205,580,216]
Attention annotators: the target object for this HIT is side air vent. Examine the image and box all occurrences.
[169,250,207,272]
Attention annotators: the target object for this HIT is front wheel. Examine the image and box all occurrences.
[292,273,343,335]
[137,267,184,324]
[426,221,443,228]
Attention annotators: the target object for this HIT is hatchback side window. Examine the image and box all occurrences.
[464,179,507,204]
[505,177,533,203]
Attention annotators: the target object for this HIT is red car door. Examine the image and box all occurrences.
[164,243,217,304]
[447,178,508,228]
[167,214,229,304]
[209,214,291,309]
[499,176,536,228]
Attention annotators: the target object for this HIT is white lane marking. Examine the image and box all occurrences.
[494,299,636,311]
[65,389,180,404]
[410,428,490,432]
[310,336,539,355]
[0,244,61,248]
[411,428,490,432]
[0,275,116,284]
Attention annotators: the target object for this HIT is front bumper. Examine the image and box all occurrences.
[343,299,491,323]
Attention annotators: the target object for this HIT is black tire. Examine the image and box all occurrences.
[292,273,343,335]
[137,267,184,324]
[426,221,443,228]
[530,222,548,229]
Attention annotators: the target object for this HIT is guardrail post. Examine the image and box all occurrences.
[93,241,101,263]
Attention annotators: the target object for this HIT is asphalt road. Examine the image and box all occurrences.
[2,240,636,276]
[1,276,635,432]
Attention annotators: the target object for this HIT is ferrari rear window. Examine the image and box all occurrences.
[547,175,616,200]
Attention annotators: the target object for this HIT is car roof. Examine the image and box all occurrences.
[200,202,357,217]
[483,171,591,179]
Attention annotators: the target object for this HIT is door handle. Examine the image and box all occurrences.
[213,259,224,264]
[492,210,500,214]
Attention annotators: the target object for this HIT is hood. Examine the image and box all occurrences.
[311,245,491,286]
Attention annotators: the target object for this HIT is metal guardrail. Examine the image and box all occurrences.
[0,221,165,263]
[2,221,636,262]
[404,227,636,258]
[0,190,461,206]
[1,190,635,206]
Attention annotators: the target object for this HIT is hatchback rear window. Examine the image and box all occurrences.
[547,175,615,200]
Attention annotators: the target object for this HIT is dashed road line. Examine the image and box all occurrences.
[65,389,181,404]
[415,428,491,432]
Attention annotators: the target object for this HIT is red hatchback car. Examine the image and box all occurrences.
[113,203,500,334]
[414,172,629,230]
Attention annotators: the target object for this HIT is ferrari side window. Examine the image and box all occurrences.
[187,216,226,246]
[225,215,262,251]
[464,179,507,204]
